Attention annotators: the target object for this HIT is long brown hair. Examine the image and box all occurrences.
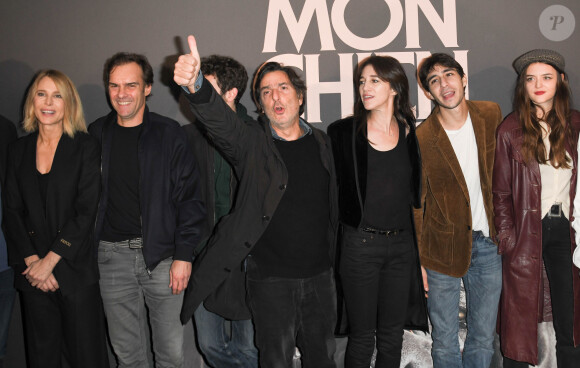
[514,64,572,168]
[354,56,415,136]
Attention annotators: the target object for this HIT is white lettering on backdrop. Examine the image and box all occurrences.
[263,0,468,122]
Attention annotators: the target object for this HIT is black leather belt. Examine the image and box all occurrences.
[114,237,143,249]
[360,227,404,237]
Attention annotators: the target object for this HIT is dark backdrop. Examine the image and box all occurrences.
[2,1,578,367]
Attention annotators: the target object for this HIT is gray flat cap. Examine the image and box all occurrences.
[513,49,565,74]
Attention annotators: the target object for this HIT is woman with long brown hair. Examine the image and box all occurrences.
[328,56,427,367]
[493,49,580,367]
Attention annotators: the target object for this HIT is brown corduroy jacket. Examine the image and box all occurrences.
[413,100,502,277]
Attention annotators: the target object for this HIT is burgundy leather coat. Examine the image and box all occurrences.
[493,110,580,364]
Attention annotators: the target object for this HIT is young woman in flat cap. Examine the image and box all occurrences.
[493,49,580,367]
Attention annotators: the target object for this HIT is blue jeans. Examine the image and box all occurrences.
[426,231,502,368]
[0,268,15,358]
[98,240,185,368]
[193,303,257,368]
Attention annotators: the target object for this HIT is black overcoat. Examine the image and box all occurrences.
[180,78,339,323]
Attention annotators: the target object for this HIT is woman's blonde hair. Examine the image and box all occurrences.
[23,70,87,137]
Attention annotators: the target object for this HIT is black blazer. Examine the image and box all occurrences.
[0,116,17,274]
[327,116,428,332]
[0,115,17,186]
[4,132,101,295]
[327,116,422,227]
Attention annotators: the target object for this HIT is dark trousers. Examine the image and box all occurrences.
[0,268,15,360]
[246,263,337,368]
[340,226,415,368]
[504,216,580,368]
[20,282,109,368]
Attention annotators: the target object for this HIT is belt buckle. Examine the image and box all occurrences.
[128,238,143,249]
[548,203,562,218]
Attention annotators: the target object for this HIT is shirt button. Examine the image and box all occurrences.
[279,184,287,190]
[262,215,270,221]
[244,241,252,248]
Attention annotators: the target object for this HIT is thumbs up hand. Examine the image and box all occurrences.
[174,35,201,93]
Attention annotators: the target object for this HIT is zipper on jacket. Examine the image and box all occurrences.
[137,128,149,277]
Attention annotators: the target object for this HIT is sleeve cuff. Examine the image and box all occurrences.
[181,73,213,105]
[174,245,194,263]
[181,71,204,94]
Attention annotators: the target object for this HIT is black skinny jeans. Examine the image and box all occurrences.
[340,225,415,368]
[504,216,580,368]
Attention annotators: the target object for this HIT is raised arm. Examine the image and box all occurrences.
[174,35,255,171]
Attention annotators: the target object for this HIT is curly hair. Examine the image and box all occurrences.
[201,55,248,104]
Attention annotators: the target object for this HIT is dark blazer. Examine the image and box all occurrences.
[0,115,17,186]
[0,116,17,273]
[413,101,502,277]
[327,116,428,332]
[4,132,101,295]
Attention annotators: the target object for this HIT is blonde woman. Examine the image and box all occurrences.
[5,70,108,368]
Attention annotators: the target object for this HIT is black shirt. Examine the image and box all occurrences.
[362,123,412,230]
[101,123,143,241]
[251,133,331,278]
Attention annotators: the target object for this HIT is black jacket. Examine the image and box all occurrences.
[0,116,17,273]
[88,107,205,271]
[0,115,16,186]
[183,103,254,253]
[5,132,101,295]
[180,78,339,323]
[183,103,254,319]
[327,116,429,332]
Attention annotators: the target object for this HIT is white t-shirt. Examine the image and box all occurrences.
[445,114,490,236]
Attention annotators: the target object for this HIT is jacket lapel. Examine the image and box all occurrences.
[20,133,51,238]
[353,119,367,208]
[469,103,492,190]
